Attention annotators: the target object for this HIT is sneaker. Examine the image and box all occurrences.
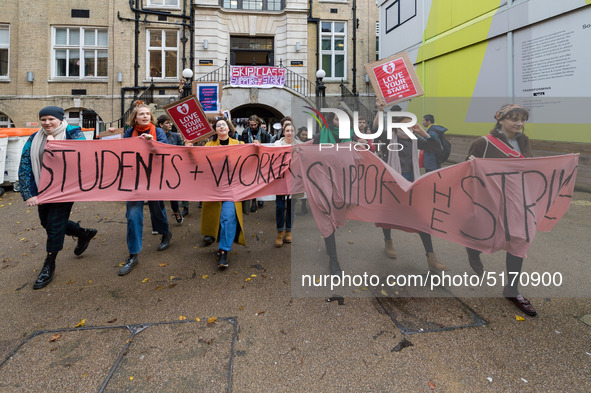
[181,206,189,217]
[217,250,228,268]
[174,211,183,224]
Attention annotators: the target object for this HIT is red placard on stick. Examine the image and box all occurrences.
[364,51,424,105]
[163,94,214,143]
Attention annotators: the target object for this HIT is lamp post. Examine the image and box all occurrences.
[179,68,194,98]
[315,69,326,135]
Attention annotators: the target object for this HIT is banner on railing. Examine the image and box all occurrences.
[230,66,286,88]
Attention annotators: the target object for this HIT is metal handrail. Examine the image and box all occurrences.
[104,81,156,129]
[194,59,315,98]
[340,80,373,121]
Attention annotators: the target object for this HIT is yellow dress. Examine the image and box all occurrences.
[200,138,246,246]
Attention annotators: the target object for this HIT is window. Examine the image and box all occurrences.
[320,21,346,79]
[52,27,108,79]
[386,0,416,33]
[221,0,283,11]
[0,112,14,128]
[147,30,179,79]
[147,0,180,7]
[0,25,9,78]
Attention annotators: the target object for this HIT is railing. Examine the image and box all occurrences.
[340,80,374,122]
[103,81,156,129]
[194,59,315,98]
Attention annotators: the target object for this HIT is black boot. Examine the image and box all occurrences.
[324,233,343,276]
[33,253,57,289]
[74,227,98,256]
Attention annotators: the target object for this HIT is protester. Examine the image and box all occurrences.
[296,126,309,142]
[312,111,358,275]
[422,114,449,172]
[201,118,246,268]
[157,115,187,224]
[238,115,269,212]
[357,116,376,153]
[373,102,448,271]
[465,104,537,316]
[273,123,299,247]
[18,106,98,289]
[113,102,172,276]
[295,126,310,215]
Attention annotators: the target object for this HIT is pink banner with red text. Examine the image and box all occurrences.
[37,139,578,257]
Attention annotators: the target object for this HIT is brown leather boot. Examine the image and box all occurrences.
[275,231,285,248]
[284,231,292,243]
[426,252,449,272]
[384,239,397,259]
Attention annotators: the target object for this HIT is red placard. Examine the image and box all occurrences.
[163,94,214,143]
[365,51,424,105]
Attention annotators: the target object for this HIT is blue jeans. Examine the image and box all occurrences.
[275,196,293,232]
[219,201,238,252]
[126,201,169,255]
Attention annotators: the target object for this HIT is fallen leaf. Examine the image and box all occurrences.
[88,280,92,284]
[238,306,244,311]
[170,275,175,280]
[119,262,124,267]
[82,374,87,377]
[168,283,177,289]
[146,375,151,381]
[67,280,75,285]
[142,278,149,283]
[179,315,187,320]
[347,241,354,244]
[107,318,117,323]
[361,287,367,291]
[245,278,251,282]
[202,275,209,279]
[75,319,87,328]
[380,289,388,296]
[19,238,25,241]
[428,381,435,390]
[49,334,62,342]
[256,310,265,316]
[195,317,200,322]
[158,263,168,267]
[234,271,238,274]
[207,317,217,324]
[130,376,134,381]
[251,274,257,278]
[515,315,525,321]
[155,286,163,290]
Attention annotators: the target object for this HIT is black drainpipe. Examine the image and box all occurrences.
[308,0,320,79]
[352,0,357,95]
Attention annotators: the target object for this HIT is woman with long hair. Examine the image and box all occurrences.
[117,102,172,276]
[273,123,299,247]
[18,106,98,289]
[201,118,246,268]
[465,104,537,316]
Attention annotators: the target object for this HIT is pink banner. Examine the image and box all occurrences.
[230,66,286,88]
[36,139,578,257]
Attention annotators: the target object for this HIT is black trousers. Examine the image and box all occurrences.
[38,202,80,253]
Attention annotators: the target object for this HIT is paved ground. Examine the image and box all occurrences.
[0,189,590,392]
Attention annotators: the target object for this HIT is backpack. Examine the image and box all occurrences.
[433,129,451,164]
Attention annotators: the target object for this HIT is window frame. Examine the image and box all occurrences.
[319,21,347,81]
[0,25,10,79]
[385,0,417,33]
[146,29,180,81]
[220,0,284,11]
[51,26,109,80]
[145,0,181,9]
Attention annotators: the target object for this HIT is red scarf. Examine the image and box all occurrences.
[484,134,524,158]
[132,123,158,140]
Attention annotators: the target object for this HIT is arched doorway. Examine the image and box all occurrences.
[230,103,284,138]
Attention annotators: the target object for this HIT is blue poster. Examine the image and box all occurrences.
[197,84,220,113]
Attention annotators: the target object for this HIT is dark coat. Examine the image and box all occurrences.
[467,129,532,159]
